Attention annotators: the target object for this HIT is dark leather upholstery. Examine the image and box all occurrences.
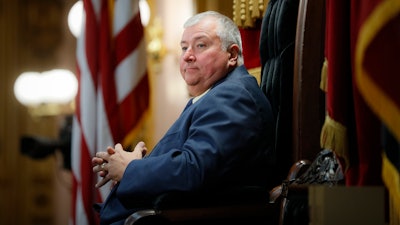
[260,0,300,187]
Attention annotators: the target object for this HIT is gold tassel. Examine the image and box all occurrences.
[244,0,254,27]
[320,114,350,171]
[248,66,262,85]
[233,0,269,28]
[382,153,400,225]
[320,57,328,92]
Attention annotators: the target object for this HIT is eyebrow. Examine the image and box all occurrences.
[180,35,209,45]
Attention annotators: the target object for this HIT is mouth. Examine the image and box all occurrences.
[185,67,197,72]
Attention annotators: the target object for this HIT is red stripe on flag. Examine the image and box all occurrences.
[84,0,99,88]
[99,0,119,142]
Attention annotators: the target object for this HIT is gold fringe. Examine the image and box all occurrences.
[382,152,400,225]
[320,58,328,92]
[233,0,269,28]
[248,66,261,85]
[320,114,350,171]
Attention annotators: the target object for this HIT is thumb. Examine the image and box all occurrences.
[107,145,117,155]
[133,141,147,157]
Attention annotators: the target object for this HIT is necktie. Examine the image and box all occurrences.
[183,98,193,111]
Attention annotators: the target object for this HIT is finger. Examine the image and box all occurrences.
[133,142,145,152]
[137,141,145,148]
[98,170,107,177]
[95,176,111,188]
[96,151,110,162]
[114,143,124,151]
[107,146,116,155]
[93,164,107,173]
[110,180,118,190]
[93,165,99,173]
[133,142,147,157]
[92,157,104,166]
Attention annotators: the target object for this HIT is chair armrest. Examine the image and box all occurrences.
[286,160,311,181]
[269,159,311,203]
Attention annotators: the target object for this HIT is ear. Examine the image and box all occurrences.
[227,44,239,66]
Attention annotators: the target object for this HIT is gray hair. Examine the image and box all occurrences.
[184,11,244,66]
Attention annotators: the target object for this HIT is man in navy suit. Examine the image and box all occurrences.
[92,10,275,225]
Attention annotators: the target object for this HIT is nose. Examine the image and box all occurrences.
[182,48,195,62]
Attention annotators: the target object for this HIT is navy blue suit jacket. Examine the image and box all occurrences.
[97,65,275,224]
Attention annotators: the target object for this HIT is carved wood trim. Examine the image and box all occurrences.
[292,0,326,161]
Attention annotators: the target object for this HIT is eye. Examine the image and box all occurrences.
[181,46,188,51]
[197,43,206,48]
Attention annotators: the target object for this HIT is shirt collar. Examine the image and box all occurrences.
[192,88,210,104]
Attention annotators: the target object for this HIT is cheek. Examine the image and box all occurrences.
[206,50,227,63]
[179,59,186,74]
[201,55,224,73]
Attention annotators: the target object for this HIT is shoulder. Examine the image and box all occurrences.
[210,66,266,103]
[215,66,259,91]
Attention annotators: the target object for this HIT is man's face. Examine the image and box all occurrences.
[179,17,236,97]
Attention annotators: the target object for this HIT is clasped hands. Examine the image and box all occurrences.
[92,141,147,188]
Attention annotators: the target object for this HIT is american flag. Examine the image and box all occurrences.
[71,0,150,224]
